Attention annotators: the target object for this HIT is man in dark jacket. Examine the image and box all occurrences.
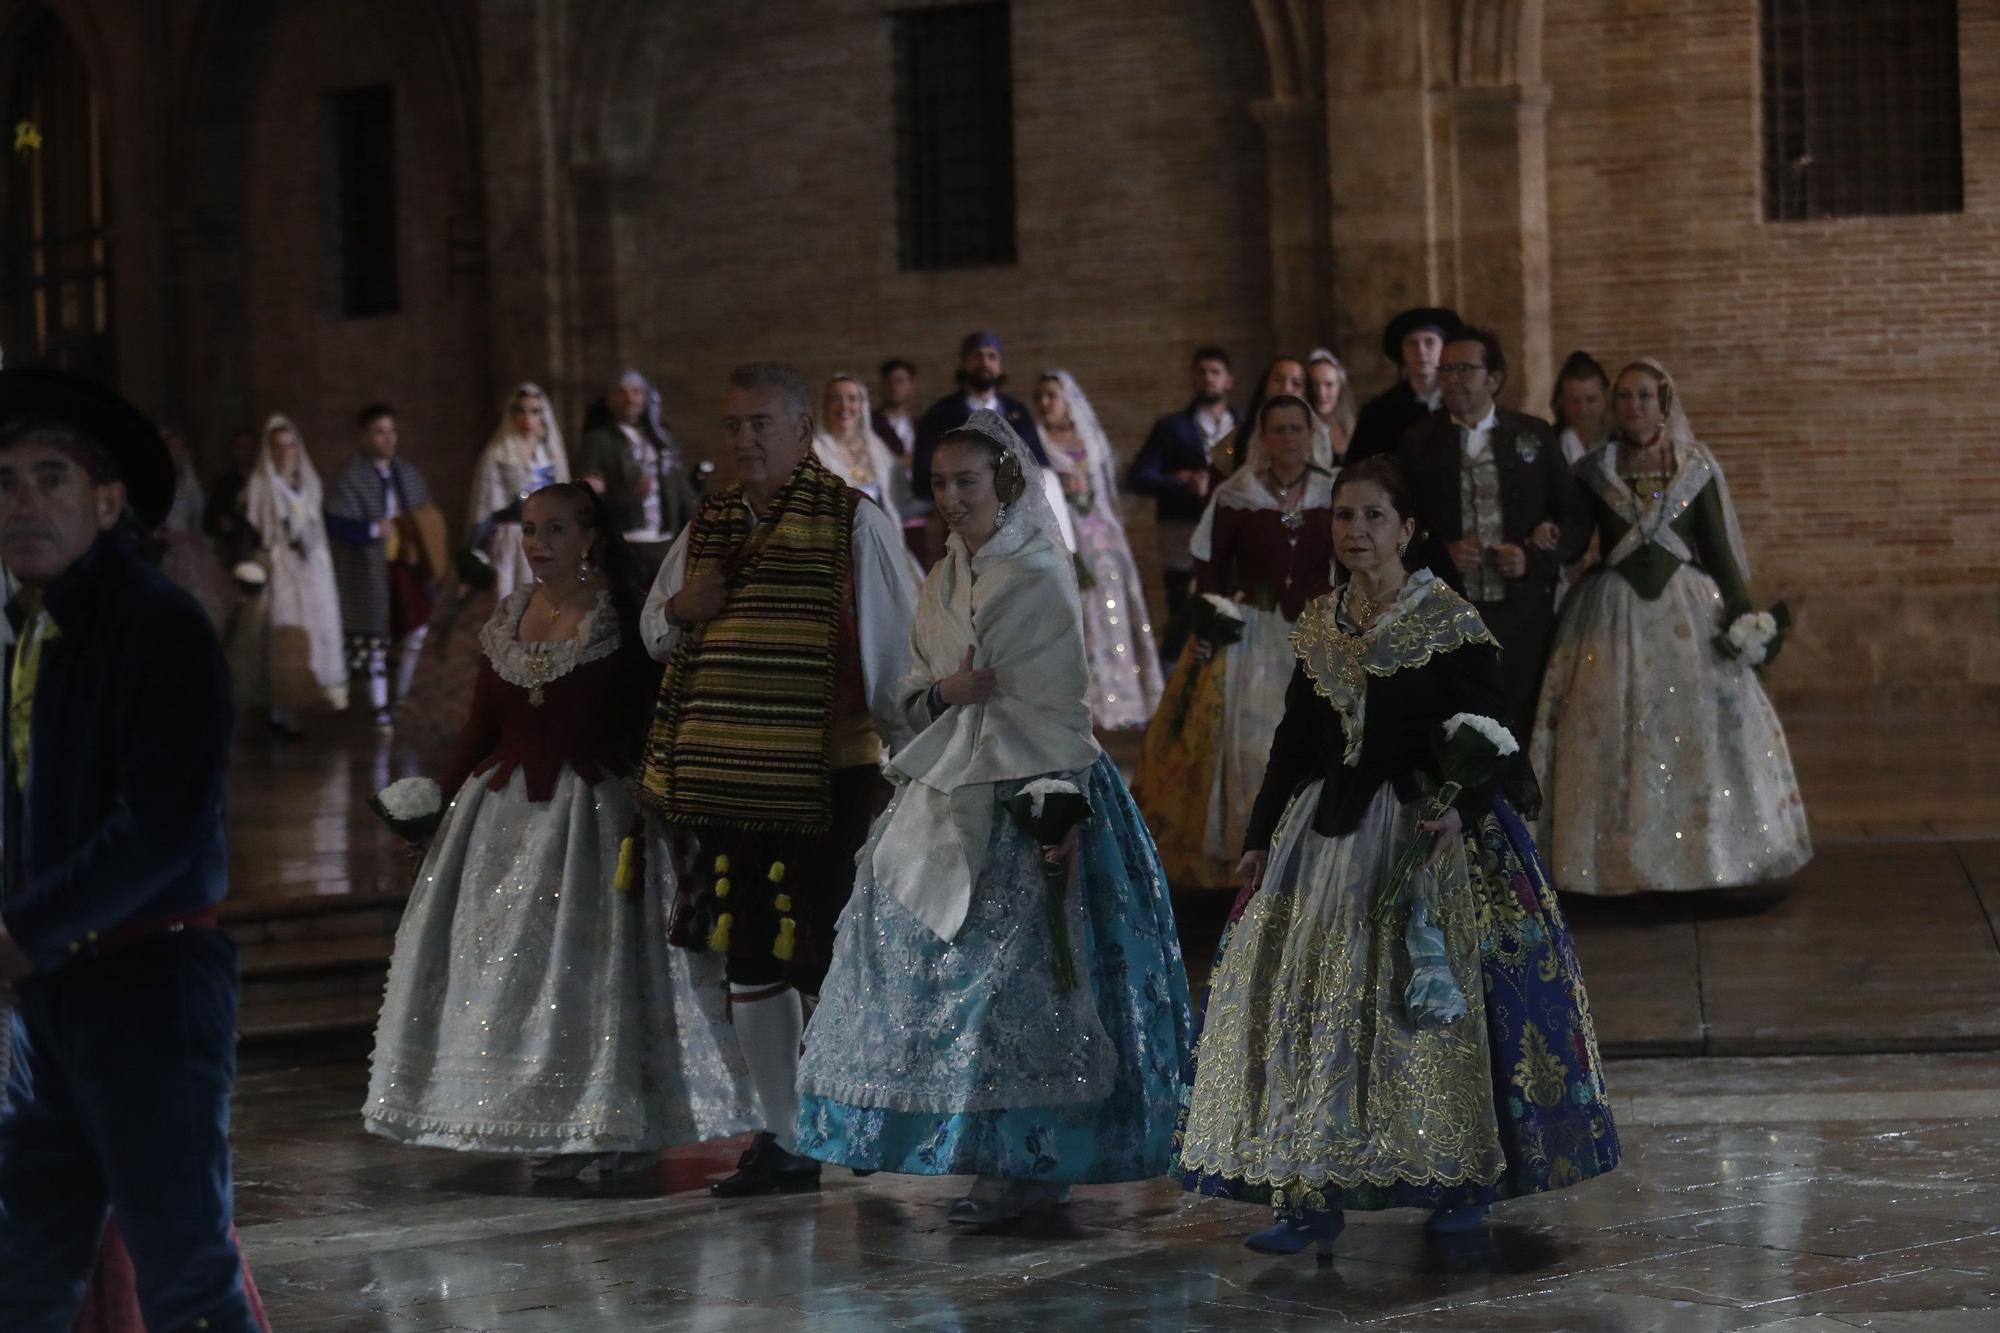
[1396,327,1590,737]
[1128,345,1236,661]
[1348,306,1458,463]
[0,367,258,1331]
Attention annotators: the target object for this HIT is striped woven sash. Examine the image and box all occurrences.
[640,454,855,833]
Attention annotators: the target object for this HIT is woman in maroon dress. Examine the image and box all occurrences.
[1133,395,1335,890]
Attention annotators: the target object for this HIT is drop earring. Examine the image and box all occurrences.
[579,555,592,584]
[994,502,1008,528]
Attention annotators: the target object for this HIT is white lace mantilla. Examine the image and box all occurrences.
[479,586,621,691]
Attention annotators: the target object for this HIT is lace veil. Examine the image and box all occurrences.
[1040,369,1131,540]
[1635,358,1751,580]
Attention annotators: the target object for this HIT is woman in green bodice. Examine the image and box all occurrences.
[1529,360,1811,896]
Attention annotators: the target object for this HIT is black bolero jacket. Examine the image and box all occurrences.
[1243,581,1508,851]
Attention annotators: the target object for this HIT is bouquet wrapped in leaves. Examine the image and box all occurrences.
[1168,593,1247,732]
[1005,778,1093,993]
[1369,713,1518,926]
[370,776,444,843]
[1715,600,1791,670]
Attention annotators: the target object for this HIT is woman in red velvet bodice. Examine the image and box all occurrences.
[363,484,753,1182]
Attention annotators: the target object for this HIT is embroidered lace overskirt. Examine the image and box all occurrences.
[1531,565,1811,895]
[364,767,755,1152]
[1212,606,1297,864]
[1176,781,1503,1206]
[796,754,1194,1182]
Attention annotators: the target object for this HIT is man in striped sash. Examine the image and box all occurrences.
[640,361,917,1197]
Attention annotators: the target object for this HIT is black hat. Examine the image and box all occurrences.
[1380,307,1462,365]
[0,366,174,527]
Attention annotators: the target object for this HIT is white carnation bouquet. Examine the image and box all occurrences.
[370,776,444,843]
[1005,777,1094,992]
[231,560,268,594]
[1716,601,1791,670]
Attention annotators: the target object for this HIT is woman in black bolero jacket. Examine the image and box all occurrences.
[1174,457,1619,1258]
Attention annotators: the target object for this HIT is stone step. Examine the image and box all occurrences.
[225,893,406,1066]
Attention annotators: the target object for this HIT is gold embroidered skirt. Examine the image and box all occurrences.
[1177,781,1504,1207]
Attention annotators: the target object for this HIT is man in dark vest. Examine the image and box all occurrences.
[1396,326,1590,738]
[0,367,258,1331]
[1348,306,1459,463]
[639,361,916,1198]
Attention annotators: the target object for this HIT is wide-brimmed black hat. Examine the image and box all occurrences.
[1380,307,1462,364]
[0,366,174,527]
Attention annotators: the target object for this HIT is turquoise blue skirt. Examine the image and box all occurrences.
[797,754,1195,1183]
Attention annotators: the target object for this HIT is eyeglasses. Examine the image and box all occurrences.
[1437,363,1489,377]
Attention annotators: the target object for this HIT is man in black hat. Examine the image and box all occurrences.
[1347,306,1460,464]
[0,368,258,1330]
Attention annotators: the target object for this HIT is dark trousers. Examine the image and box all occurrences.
[1158,567,1196,664]
[0,929,257,1333]
[1474,591,1557,746]
[720,764,888,996]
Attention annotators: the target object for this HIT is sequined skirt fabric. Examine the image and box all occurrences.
[795,754,1194,1182]
[1073,507,1165,730]
[364,767,755,1153]
[1531,565,1812,894]
[1176,782,1505,1209]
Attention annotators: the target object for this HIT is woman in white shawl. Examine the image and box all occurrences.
[396,385,567,763]
[468,383,569,599]
[812,373,904,527]
[1531,360,1811,894]
[795,409,1193,1226]
[1032,370,1164,730]
[1132,395,1337,891]
[232,414,347,735]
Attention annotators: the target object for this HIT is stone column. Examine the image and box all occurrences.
[1254,95,1333,354]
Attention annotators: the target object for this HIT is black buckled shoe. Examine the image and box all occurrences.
[710,1131,822,1198]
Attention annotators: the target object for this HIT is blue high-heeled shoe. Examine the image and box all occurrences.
[1244,1208,1344,1257]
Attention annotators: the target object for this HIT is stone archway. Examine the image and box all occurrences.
[1248,0,1551,404]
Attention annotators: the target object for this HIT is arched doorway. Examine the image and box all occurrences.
[1,4,113,374]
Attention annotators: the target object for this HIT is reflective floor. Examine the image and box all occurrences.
[234,1054,2000,1331]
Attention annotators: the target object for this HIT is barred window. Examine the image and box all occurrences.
[1762,0,1963,222]
[892,3,1017,270]
[2,9,114,375]
[321,84,400,317]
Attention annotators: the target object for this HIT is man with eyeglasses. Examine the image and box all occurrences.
[1396,326,1589,741]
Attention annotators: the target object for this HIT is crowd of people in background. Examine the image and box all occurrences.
[1,299,1826,1324]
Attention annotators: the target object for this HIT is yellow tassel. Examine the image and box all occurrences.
[767,860,786,883]
[708,913,734,953]
[713,854,731,874]
[613,836,637,893]
[714,876,732,899]
[773,917,797,962]
[773,893,792,913]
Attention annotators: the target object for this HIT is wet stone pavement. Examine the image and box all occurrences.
[233,1053,2000,1331]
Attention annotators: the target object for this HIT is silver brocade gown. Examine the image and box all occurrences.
[1530,457,1812,895]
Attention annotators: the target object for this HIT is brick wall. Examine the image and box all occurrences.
[606,0,1274,609]
[1543,0,2000,712]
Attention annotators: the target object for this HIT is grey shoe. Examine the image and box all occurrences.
[946,1177,1068,1225]
[529,1153,595,1182]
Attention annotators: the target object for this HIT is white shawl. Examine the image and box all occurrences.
[871,519,1100,941]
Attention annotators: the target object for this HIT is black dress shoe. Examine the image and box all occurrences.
[710,1132,821,1198]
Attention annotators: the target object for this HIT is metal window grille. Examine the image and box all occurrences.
[2,10,114,376]
[322,84,400,317]
[1762,0,1963,221]
[892,3,1017,270]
